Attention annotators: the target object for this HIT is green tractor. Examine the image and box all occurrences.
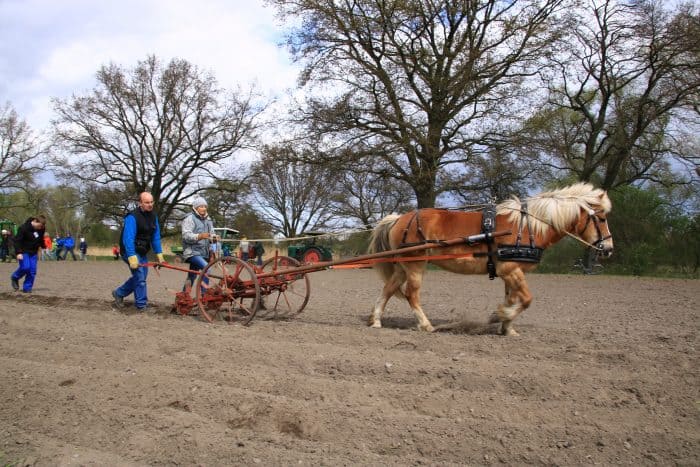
[0,219,17,236]
[170,227,240,262]
[287,231,333,264]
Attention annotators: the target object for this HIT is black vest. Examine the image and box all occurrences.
[120,208,157,257]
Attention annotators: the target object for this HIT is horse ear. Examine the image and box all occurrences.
[598,191,612,212]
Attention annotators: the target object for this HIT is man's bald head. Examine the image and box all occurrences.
[138,192,155,212]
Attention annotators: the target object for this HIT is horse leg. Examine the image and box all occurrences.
[489,284,511,324]
[404,265,434,332]
[368,268,405,328]
[494,268,532,336]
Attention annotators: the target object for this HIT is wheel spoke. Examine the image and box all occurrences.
[196,257,260,324]
[257,256,310,320]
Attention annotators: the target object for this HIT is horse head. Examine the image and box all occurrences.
[579,192,614,258]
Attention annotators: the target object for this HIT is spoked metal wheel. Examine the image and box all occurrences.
[256,255,311,320]
[195,257,260,325]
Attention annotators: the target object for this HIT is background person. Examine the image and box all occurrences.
[210,235,219,258]
[239,236,249,261]
[181,196,215,290]
[254,241,265,266]
[248,242,256,263]
[54,235,64,260]
[79,237,88,261]
[10,215,46,293]
[111,192,165,311]
[0,229,12,262]
[41,233,53,260]
[61,233,77,260]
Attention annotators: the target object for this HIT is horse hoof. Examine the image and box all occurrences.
[503,328,519,337]
[368,320,382,329]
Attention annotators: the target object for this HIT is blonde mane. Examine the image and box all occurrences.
[496,183,611,237]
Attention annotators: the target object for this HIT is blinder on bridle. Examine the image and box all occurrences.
[579,209,612,256]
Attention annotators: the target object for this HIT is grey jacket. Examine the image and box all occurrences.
[181,212,215,260]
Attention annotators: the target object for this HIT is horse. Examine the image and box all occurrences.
[368,183,614,336]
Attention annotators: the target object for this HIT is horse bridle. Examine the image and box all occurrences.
[579,209,612,253]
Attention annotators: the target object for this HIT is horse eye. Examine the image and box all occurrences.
[598,217,607,223]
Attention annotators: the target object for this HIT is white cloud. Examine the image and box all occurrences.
[0,0,299,133]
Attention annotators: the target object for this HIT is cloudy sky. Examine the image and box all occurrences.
[0,0,300,133]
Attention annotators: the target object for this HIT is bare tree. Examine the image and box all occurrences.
[52,55,265,229]
[80,183,134,229]
[442,148,543,205]
[0,102,46,199]
[200,175,252,227]
[331,159,414,229]
[270,0,570,207]
[228,205,274,240]
[34,185,83,236]
[250,145,340,237]
[524,0,700,189]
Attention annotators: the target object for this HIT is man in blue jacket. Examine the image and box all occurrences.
[112,192,165,311]
[61,233,77,260]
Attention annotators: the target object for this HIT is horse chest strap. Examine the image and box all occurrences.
[498,202,542,262]
[496,245,544,263]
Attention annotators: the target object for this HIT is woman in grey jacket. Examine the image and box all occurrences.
[181,197,216,289]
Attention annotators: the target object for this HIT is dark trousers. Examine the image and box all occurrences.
[62,247,77,260]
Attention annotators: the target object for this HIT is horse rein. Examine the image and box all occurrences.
[401,205,610,253]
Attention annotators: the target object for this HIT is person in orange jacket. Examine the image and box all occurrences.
[41,233,53,260]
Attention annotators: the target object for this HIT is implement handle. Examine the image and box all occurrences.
[256,229,512,278]
[464,229,511,244]
[141,262,202,274]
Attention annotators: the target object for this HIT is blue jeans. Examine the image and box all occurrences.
[185,255,209,292]
[115,254,149,308]
[12,253,39,292]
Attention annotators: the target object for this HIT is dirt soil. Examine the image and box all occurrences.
[0,261,698,466]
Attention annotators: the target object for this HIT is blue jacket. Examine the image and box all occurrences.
[63,236,75,249]
[121,212,163,258]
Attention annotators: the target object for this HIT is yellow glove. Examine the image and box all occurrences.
[127,255,139,270]
[156,253,165,264]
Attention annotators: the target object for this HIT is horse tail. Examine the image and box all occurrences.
[369,214,401,285]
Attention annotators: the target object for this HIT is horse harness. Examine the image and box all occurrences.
[398,206,544,280]
[477,202,543,279]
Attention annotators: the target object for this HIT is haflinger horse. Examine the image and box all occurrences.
[368,183,614,336]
